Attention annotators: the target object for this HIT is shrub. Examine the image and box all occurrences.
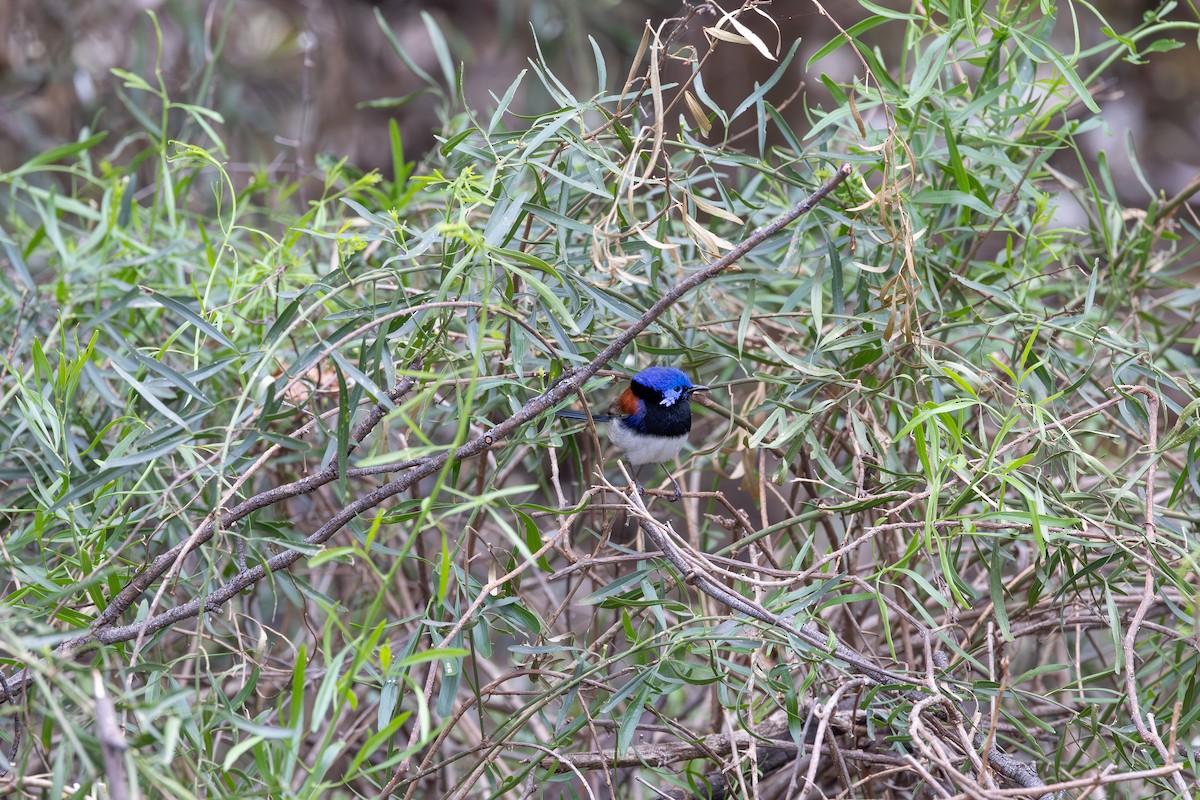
[1,2,1199,798]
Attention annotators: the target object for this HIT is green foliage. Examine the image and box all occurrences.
[2,1,1199,798]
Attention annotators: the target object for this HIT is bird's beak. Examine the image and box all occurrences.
[691,385,710,393]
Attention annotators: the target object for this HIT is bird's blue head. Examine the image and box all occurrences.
[615,366,708,438]
[628,366,708,408]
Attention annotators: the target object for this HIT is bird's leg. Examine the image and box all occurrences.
[661,464,682,502]
[624,462,680,502]
[625,460,647,497]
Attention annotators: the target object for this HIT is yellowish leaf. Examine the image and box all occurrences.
[690,193,745,225]
[705,27,752,46]
[683,91,713,136]
[721,11,776,61]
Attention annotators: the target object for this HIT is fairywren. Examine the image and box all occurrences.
[558,366,707,501]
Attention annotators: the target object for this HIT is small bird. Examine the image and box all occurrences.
[558,366,708,501]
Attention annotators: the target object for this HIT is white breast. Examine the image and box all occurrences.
[607,419,687,465]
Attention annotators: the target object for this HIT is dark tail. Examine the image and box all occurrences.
[556,409,614,422]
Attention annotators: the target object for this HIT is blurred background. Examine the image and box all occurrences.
[1,0,1197,203]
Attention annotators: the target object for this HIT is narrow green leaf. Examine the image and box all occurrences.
[139,289,235,349]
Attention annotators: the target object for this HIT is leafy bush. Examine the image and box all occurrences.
[2,2,1199,798]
